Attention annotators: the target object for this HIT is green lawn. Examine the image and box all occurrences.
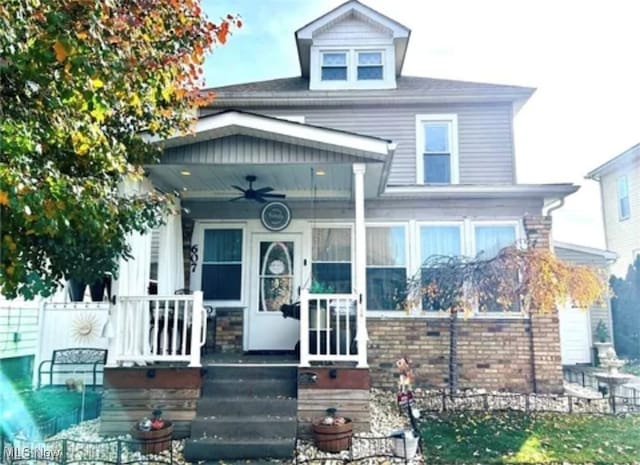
[421,411,640,464]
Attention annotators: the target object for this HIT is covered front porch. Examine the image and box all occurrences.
[105,110,395,369]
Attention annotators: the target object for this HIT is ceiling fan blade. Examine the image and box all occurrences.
[261,193,286,199]
[256,196,268,203]
[255,187,274,194]
[231,185,246,192]
[229,195,246,202]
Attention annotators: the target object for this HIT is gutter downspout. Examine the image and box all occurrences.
[543,198,565,217]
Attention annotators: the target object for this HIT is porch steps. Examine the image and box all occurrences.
[183,365,297,461]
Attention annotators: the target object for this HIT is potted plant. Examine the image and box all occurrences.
[311,408,352,453]
[130,409,173,454]
[594,319,613,364]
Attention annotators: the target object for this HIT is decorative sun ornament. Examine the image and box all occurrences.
[71,313,100,344]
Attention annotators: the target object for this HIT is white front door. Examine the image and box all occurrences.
[247,233,301,351]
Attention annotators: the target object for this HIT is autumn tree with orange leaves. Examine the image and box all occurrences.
[405,244,606,392]
[0,0,240,298]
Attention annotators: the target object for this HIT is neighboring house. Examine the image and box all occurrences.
[587,142,640,277]
[554,242,616,365]
[1,1,592,460]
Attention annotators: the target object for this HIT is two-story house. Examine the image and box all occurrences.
[587,143,640,277]
[27,1,582,460]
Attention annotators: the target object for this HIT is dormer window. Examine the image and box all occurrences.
[321,52,348,81]
[357,52,383,80]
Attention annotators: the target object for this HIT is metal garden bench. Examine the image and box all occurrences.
[37,347,108,390]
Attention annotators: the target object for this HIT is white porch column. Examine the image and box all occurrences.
[353,163,368,368]
[299,289,310,367]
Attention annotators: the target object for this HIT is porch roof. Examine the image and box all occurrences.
[149,110,394,161]
[146,111,394,200]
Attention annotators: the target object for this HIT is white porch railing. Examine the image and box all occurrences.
[109,292,205,367]
[299,290,366,366]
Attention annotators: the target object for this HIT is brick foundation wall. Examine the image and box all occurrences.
[368,318,534,392]
[215,308,243,352]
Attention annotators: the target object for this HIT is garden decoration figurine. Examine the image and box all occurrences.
[396,356,415,392]
[395,356,421,438]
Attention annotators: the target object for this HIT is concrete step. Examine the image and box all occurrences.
[202,378,297,398]
[184,437,295,461]
[190,415,297,439]
[203,365,297,381]
[196,397,297,416]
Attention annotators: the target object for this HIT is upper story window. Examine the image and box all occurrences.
[311,46,394,90]
[321,52,348,81]
[416,114,459,185]
[617,175,630,221]
[357,51,383,80]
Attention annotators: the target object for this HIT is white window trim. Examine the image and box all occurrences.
[617,175,630,221]
[192,221,248,307]
[365,222,409,314]
[310,45,396,90]
[415,114,459,185]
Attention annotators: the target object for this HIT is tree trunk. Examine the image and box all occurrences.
[449,309,458,393]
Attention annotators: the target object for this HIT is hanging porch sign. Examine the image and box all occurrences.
[260,201,292,231]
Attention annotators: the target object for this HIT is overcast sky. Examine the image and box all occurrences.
[202,0,640,249]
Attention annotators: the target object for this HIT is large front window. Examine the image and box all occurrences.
[202,229,242,300]
[312,227,352,293]
[416,114,458,184]
[366,226,406,311]
[473,225,517,259]
[420,225,462,311]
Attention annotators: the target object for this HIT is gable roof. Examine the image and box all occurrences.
[204,75,535,108]
[295,0,411,78]
[146,109,393,160]
[586,142,640,180]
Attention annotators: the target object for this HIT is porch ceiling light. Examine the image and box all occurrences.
[180,169,191,176]
[316,169,326,176]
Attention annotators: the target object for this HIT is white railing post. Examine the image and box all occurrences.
[105,299,119,367]
[353,163,368,368]
[300,289,310,367]
[189,291,203,367]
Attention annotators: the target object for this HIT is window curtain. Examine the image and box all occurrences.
[157,196,185,295]
[474,226,516,259]
[107,177,153,365]
[366,227,405,266]
[420,226,461,263]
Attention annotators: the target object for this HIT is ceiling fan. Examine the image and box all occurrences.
[230,175,286,203]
